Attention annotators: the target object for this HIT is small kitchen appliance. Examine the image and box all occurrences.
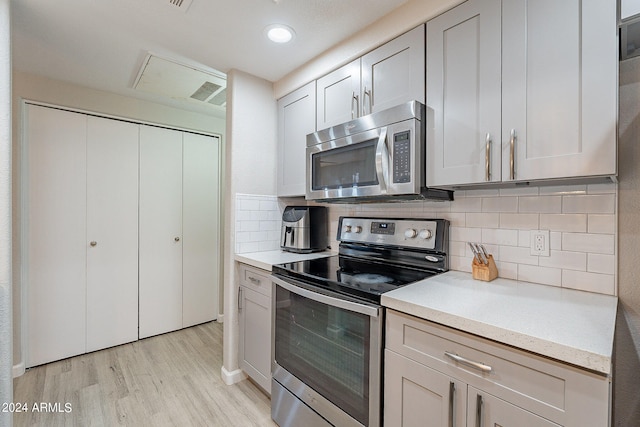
[280,206,328,253]
[271,216,449,427]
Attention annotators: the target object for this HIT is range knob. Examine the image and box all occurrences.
[404,228,418,239]
[354,226,363,234]
[418,229,433,240]
[344,225,352,233]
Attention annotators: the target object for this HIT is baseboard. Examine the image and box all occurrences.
[13,361,25,378]
[216,313,224,323]
[221,366,246,385]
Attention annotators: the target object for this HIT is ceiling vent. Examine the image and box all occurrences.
[133,53,226,110]
[167,0,193,13]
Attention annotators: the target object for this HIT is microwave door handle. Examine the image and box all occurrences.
[375,127,389,193]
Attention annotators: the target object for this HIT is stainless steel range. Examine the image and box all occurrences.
[271,216,450,427]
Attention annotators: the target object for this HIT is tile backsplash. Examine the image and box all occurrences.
[235,183,617,296]
[325,183,617,296]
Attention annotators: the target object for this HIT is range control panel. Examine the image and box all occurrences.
[338,217,445,251]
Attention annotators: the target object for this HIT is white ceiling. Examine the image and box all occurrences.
[11,0,408,116]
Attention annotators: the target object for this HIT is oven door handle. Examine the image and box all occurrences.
[272,276,381,318]
[375,126,389,194]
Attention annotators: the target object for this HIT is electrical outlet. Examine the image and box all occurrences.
[530,230,550,256]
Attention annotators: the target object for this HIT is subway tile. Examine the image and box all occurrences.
[539,214,587,232]
[588,214,616,234]
[562,194,615,214]
[450,227,482,243]
[449,241,467,257]
[451,197,482,213]
[482,197,518,213]
[498,246,538,265]
[235,231,252,243]
[518,196,562,213]
[562,233,615,254]
[481,228,519,246]
[539,250,587,271]
[236,241,261,254]
[499,187,540,197]
[238,198,261,211]
[466,213,500,228]
[438,212,466,227]
[500,213,539,230]
[587,254,616,275]
[518,230,531,247]
[517,264,562,287]
[259,220,280,232]
[495,261,518,280]
[449,255,473,273]
[562,270,615,295]
[550,232,562,250]
[238,220,260,232]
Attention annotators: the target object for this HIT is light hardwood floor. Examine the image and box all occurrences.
[13,321,276,426]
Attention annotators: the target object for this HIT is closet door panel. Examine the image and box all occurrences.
[139,126,183,339]
[26,105,87,367]
[182,133,220,327]
[86,117,139,352]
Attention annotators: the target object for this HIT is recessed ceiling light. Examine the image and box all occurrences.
[265,24,295,43]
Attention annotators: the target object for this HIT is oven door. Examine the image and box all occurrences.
[271,275,382,427]
[306,118,422,201]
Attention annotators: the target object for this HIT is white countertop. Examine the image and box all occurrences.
[381,271,618,375]
[235,249,335,271]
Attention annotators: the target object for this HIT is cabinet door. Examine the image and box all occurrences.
[502,0,617,182]
[139,126,183,339]
[26,105,87,367]
[426,0,502,187]
[86,117,139,352]
[316,59,361,130]
[182,133,220,328]
[361,25,425,115]
[384,350,465,427]
[277,82,315,197]
[238,286,272,394]
[468,387,561,427]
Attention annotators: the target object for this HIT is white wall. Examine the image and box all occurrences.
[221,69,277,384]
[11,71,226,374]
[0,0,12,425]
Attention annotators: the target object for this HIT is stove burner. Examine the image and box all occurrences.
[350,273,394,285]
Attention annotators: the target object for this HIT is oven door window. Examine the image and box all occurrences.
[275,285,371,425]
[311,138,378,191]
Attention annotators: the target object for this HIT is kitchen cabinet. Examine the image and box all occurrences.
[26,104,139,367]
[237,263,272,394]
[277,81,315,197]
[316,25,424,130]
[384,310,611,427]
[426,0,617,187]
[139,126,220,339]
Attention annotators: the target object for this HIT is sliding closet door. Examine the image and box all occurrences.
[86,117,139,352]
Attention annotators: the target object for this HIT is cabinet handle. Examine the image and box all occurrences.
[509,129,516,180]
[444,352,492,373]
[476,394,483,427]
[248,276,261,285]
[351,92,360,119]
[485,133,491,182]
[238,287,243,311]
[363,87,372,115]
[448,381,455,427]
[89,241,97,247]
[174,237,180,242]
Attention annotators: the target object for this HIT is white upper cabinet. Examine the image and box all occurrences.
[361,25,425,116]
[316,25,425,130]
[427,0,617,187]
[277,81,316,197]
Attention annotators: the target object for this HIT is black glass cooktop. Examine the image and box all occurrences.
[272,255,440,304]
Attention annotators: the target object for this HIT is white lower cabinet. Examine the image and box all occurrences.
[237,263,272,394]
[384,310,611,427]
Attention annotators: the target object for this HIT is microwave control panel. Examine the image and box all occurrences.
[392,130,411,184]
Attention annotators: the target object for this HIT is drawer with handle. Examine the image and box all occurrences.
[385,309,609,424]
[238,263,272,297]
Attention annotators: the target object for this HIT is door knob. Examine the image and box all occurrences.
[174,237,180,242]
[90,241,97,247]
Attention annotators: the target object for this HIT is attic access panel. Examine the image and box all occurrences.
[133,53,226,108]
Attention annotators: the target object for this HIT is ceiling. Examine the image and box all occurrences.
[11,0,408,116]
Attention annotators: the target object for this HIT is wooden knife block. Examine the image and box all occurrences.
[472,255,498,282]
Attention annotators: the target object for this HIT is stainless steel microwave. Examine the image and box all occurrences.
[306,101,452,202]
